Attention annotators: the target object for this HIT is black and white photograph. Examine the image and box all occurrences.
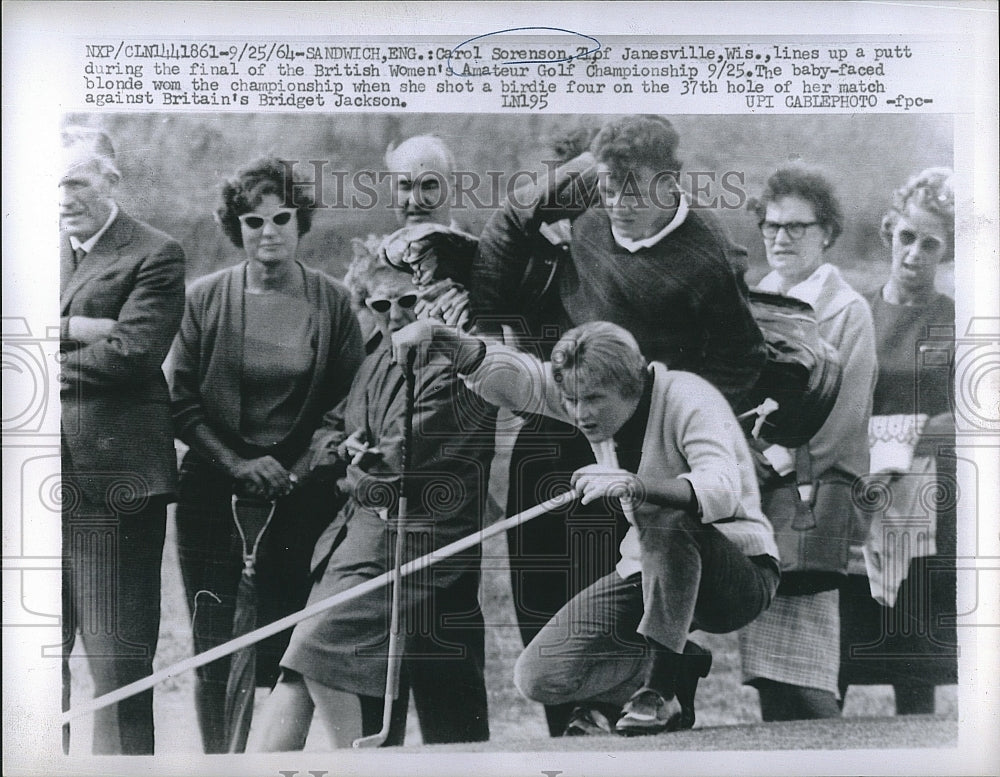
[3,3,998,777]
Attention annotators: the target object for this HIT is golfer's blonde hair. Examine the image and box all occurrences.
[551,321,647,400]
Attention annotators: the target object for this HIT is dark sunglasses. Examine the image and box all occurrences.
[896,228,944,255]
[366,294,418,314]
[239,209,295,230]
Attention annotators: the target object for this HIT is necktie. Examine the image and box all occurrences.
[73,247,86,269]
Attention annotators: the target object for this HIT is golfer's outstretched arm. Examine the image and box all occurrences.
[392,320,567,422]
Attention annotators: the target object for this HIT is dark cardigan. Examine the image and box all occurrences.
[170,261,364,464]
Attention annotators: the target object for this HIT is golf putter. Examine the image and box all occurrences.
[353,349,416,748]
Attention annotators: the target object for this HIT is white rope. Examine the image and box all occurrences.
[60,488,578,725]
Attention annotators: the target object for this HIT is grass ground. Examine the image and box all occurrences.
[423,715,959,752]
[68,510,957,755]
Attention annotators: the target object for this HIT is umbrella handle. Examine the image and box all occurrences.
[231,495,277,576]
[224,496,277,753]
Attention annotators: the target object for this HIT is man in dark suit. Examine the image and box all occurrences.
[59,127,185,754]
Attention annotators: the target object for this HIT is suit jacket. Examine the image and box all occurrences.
[60,210,186,505]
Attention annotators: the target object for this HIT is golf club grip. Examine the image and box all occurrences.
[402,348,416,474]
[363,353,416,745]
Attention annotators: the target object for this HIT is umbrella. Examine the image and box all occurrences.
[224,493,277,753]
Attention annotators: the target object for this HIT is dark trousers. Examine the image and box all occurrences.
[505,415,628,734]
[514,511,778,707]
[62,484,167,755]
[175,453,335,754]
[404,566,489,743]
[839,570,957,714]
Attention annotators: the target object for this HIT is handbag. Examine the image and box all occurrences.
[762,448,855,595]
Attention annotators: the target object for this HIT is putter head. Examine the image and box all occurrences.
[352,731,387,748]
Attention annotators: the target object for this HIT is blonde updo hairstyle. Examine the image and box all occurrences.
[880,167,955,262]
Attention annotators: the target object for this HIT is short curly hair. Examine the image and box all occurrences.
[216,157,314,249]
[879,167,955,260]
[343,237,413,310]
[590,116,682,181]
[749,165,844,248]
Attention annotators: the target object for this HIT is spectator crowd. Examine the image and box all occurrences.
[58,118,958,753]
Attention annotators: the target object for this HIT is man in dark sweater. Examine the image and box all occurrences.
[469,116,766,736]
[472,116,763,401]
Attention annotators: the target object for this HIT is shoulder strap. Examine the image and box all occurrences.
[794,445,814,487]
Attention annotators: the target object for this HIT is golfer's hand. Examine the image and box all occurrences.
[750,448,784,490]
[391,319,438,366]
[232,455,294,500]
[571,464,640,506]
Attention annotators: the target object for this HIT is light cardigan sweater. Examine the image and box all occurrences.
[464,347,778,576]
[756,263,877,480]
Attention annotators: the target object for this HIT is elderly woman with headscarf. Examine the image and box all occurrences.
[169,157,364,753]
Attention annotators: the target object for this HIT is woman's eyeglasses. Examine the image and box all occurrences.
[366,294,418,314]
[759,221,819,240]
[239,210,295,230]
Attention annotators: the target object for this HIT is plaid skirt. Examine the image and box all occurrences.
[738,590,841,696]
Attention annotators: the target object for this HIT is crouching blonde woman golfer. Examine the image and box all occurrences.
[392,319,780,736]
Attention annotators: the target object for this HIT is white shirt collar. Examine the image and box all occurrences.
[69,201,119,253]
[610,192,689,253]
[756,262,831,309]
